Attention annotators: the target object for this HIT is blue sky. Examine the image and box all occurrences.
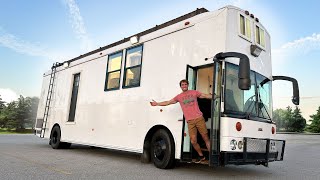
[0,0,319,120]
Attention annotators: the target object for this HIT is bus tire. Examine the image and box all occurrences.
[50,126,71,149]
[151,129,175,169]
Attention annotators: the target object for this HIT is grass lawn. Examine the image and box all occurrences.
[0,128,34,134]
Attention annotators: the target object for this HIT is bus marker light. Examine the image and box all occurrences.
[185,21,190,26]
[184,132,187,137]
[160,109,163,112]
[236,122,242,131]
[272,127,275,134]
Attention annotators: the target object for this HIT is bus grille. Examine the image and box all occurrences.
[245,138,285,161]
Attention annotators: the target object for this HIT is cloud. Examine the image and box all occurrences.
[0,27,72,61]
[273,33,320,55]
[0,88,19,103]
[272,33,320,67]
[65,0,92,51]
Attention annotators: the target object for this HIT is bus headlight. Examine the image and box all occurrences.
[238,141,243,150]
[230,139,237,150]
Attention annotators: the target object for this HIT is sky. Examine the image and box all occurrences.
[0,0,319,120]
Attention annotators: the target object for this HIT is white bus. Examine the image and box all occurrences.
[35,6,299,169]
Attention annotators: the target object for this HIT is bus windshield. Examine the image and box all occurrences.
[224,63,272,121]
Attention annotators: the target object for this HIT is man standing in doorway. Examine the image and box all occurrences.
[150,79,212,163]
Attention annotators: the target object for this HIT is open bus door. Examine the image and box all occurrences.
[181,65,197,161]
[181,63,217,164]
[209,61,222,166]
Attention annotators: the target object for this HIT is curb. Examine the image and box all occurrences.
[277,132,320,135]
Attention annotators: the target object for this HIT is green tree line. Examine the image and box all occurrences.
[273,106,320,133]
[0,95,39,130]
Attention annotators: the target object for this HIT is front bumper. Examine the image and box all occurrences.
[222,137,286,166]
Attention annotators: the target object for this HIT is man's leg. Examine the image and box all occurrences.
[188,121,203,157]
[196,117,211,151]
[190,134,203,157]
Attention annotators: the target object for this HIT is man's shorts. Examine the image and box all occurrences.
[187,116,208,137]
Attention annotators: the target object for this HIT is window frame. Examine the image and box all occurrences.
[122,45,144,89]
[238,12,252,42]
[67,72,81,122]
[254,23,266,49]
[223,62,272,123]
[104,50,123,91]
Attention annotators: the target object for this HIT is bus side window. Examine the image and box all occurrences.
[123,45,143,88]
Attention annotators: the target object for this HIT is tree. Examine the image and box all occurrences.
[273,108,286,131]
[0,102,18,129]
[15,96,30,129]
[0,95,5,111]
[283,106,293,131]
[289,106,306,132]
[306,106,320,133]
[0,95,40,130]
[26,97,39,128]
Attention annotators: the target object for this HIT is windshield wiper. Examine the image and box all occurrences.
[244,95,257,119]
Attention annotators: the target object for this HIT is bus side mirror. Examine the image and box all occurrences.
[238,56,251,90]
[214,52,251,90]
[261,76,300,105]
[273,76,299,105]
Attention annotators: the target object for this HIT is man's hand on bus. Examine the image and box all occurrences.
[199,93,213,99]
[150,100,158,106]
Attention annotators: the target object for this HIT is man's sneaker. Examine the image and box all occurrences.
[195,156,205,163]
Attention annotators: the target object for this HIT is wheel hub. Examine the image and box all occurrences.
[154,139,166,160]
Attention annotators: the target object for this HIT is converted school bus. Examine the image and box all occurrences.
[35,6,299,169]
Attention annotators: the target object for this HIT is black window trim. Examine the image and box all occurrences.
[122,44,144,89]
[238,12,252,42]
[254,24,266,49]
[104,50,124,92]
[68,72,81,122]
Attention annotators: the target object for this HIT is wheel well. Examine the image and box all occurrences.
[141,125,175,163]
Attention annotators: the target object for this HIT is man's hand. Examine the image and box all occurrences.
[150,100,158,106]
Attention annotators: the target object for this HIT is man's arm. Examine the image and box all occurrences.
[199,93,213,99]
[150,99,177,106]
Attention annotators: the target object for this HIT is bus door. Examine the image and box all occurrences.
[209,61,223,166]
[181,65,197,161]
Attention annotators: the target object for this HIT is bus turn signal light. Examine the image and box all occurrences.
[236,122,242,131]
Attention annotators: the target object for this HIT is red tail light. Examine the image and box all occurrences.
[272,127,275,134]
[236,122,242,131]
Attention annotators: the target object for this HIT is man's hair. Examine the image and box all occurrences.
[179,79,189,86]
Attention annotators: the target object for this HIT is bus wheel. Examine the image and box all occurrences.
[50,126,71,149]
[50,126,62,149]
[151,129,175,169]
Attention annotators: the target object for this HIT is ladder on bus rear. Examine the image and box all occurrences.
[40,63,58,138]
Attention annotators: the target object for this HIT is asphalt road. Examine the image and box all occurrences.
[0,134,319,180]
